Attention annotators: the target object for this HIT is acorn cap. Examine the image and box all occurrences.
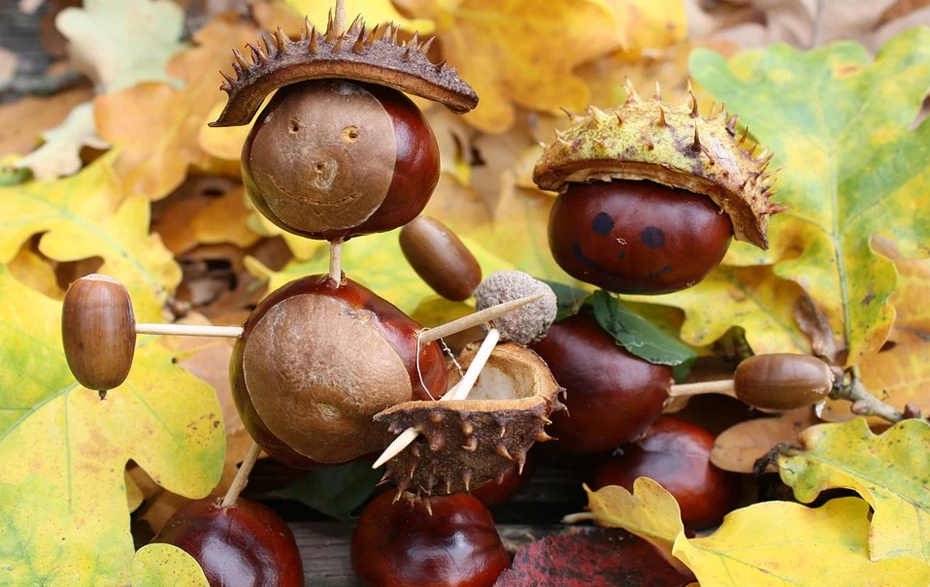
[473,271,557,346]
[211,16,478,127]
[374,343,564,497]
[533,83,783,249]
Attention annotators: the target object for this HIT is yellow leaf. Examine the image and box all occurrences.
[95,18,259,200]
[606,0,687,54]
[0,153,180,320]
[132,544,209,587]
[779,418,930,564]
[280,0,434,33]
[7,243,62,300]
[395,0,622,132]
[0,265,224,586]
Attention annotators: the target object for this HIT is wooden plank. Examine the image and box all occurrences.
[290,522,566,587]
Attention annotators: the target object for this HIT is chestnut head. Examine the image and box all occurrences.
[242,79,440,241]
[153,497,303,587]
[548,180,733,294]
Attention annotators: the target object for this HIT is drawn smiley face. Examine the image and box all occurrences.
[548,180,733,294]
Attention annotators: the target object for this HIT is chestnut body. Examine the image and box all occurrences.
[734,354,833,410]
[471,454,536,508]
[153,498,303,587]
[351,492,510,587]
[242,80,440,241]
[590,416,741,529]
[400,216,481,301]
[231,276,447,468]
[529,313,671,455]
[61,274,136,392]
[548,180,733,294]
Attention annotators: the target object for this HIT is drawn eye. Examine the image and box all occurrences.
[640,226,666,249]
[592,212,614,237]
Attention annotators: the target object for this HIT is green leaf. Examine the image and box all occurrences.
[690,28,930,365]
[271,462,382,523]
[779,418,930,564]
[544,280,593,320]
[132,544,209,587]
[588,290,696,379]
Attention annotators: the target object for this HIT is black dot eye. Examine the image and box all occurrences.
[640,226,666,249]
[592,212,614,237]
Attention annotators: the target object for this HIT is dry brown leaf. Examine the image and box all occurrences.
[711,407,820,473]
[154,180,259,254]
[95,17,258,200]
[0,85,93,158]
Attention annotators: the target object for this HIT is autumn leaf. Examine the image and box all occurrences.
[0,264,224,586]
[582,479,930,586]
[13,102,110,180]
[710,407,819,473]
[0,153,180,320]
[691,28,930,365]
[606,0,687,55]
[131,544,209,587]
[95,17,259,200]
[394,0,622,132]
[779,418,930,564]
[281,0,434,33]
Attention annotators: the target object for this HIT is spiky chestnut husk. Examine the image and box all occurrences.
[533,83,783,249]
[231,275,446,468]
[374,343,564,499]
[211,15,478,127]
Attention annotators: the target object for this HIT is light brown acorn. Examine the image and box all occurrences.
[734,354,834,410]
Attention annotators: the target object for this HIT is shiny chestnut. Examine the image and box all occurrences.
[242,79,440,241]
[548,180,733,294]
[153,497,303,587]
[530,312,671,455]
[231,276,447,468]
[351,492,510,587]
[590,416,741,529]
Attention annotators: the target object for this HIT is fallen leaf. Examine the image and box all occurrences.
[14,102,110,180]
[131,544,209,587]
[710,407,819,473]
[156,185,260,254]
[779,418,930,564]
[271,462,382,523]
[0,153,181,320]
[494,528,694,587]
[394,0,622,132]
[56,0,187,92]
[607,0,687,55]
[95,17,259,200]
[7,242,63,300]
[0,85,94,159]
[691,28,930,365]
[0,264,224,586]
[280,0,434,33]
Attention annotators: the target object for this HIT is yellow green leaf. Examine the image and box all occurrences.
[132,544,209,587]
[691,28,930,365]
[0,153,180,320]
[394,0,621,132]
[0,264,224,587]
[779,418,930,564]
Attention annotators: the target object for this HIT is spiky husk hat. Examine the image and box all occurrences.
[533,81,783,249]
[211,15,478,127]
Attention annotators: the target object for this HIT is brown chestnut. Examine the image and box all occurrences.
[734,354,833,410]
[589,416,741,530]
[529,312,671,455]
[61,274,136,394]
[548,180,733,294]
[242,79,440,241]
[231,275,447,468]
[351,492,510,587]
[153,497,303,587]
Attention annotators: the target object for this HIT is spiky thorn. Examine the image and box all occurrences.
[691,123,701,152]
[232,49,249,72]
[624,76,639,102]
[767,201,788,215]
[422,496,433,515]
[495,443,514,461]
[499,425,506,438]
[444,476,453,495]
[688,91,699,118]
[259,33,275,57]
[377,467,393,486]
[615,111,623,125]
[409,32,420,51]
[274,27,290,53]
[654,81,662,101]
[300,16,311,41]
[709,101,718,118]
[435,60,447,72]
[219,71,235,91]
[726,113,739,133]
[462,436,477,451]
[719,103,728,121]
[758,150,775,168]
[308,26,318,54]
[462,469,472,492]
[657,105,667,127]
[333,35,344,53]
[560,107,580,122]
[737,126,750,146]
[535,429,555,442]
[462,421,474,435]
[325,10,337,42]
[347,15,364,35]
[419,36,435,54]
[515,451,527,475]
[408,461,417,480]
[365,23,380,46]
[353,28,366,54]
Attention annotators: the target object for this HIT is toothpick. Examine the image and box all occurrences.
[135,323,243,338]
[667,379,736,398]
[373,328,501,469]
[329,238,343,282]
[221,441,262,508]
[419,294,543,344]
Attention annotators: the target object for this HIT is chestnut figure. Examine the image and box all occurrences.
[231,275,447,468]
[549,180,733,294]
[530,312,671,455]
[351,492,510,587]
[153,498,303,587]
[61,274,136,394]
[242,79,440,241]
[589,416,741,530]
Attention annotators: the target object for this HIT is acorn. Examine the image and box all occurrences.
[534,83,784,294]
[400,216,482,302]
[734,354,833,410]
[61,274,136,397]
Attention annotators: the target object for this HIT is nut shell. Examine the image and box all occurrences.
[533,90,781,249]
[374,343,563,497]
[734,354,833,410]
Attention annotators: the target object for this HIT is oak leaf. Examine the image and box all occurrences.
[779,418,930,564]
[132,544,209,587]
[281,0,434,33]
[710,407,819,473]
[691,28,930,365]
[0,264,224,586]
